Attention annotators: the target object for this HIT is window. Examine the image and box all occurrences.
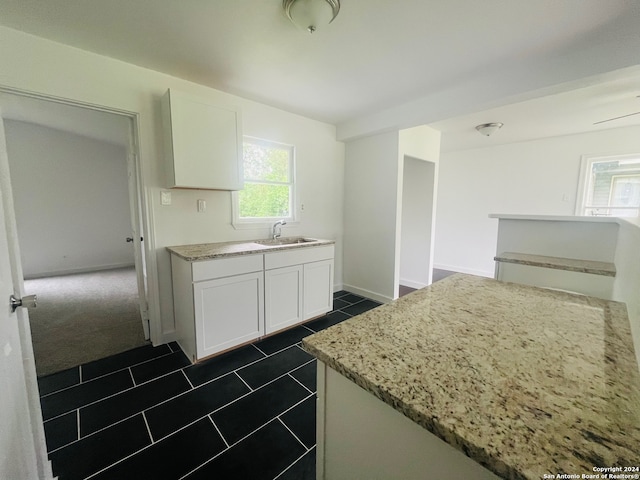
[232,137,296,227]
[576,154,640,217]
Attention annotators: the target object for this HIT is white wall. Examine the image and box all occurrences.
[343,131,399,302]
[343,125,440,302]
[400,158,436,288]
[434,125,640,277]
[5,121,133,278]
[0,26,345,342]
[612,218,640,369]
[398,126,441,290]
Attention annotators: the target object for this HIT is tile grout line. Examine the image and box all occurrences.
[276,391,315,422]
[42,340,317,426]
[83,406,223,480]
[277,416,308,451]
[181,369,195,389]
[259,342,310,359]
[47,410,146,455]
[44,369,192,448]
[79,365,83,384]
[83,418,155,480]
[207,414,230,448]
[179,414,305,480]
[234,371,253,392]
[76,409,81,443]
[153,367,316,447]
[128,367,137,387]
[288,372,313,395]
[183,342,304,395]
[38,347,177,399]
[142,411,155,443]
[42,368,179,423]
[273,447,313,480]
[251,343,268,357]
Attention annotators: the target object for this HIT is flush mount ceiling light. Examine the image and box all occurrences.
[283,0,341,34]
[475,122,504,136]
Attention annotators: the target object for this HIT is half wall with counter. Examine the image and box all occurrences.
[490,213,640,368]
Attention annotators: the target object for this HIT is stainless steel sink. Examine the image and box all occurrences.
[256,237,318,246]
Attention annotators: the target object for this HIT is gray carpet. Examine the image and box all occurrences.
[25,267,148,377]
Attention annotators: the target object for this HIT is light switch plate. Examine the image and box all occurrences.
[161,191,172,206]
[197,199,206,212]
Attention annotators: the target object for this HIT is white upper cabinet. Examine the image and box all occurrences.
[162,89,243,190]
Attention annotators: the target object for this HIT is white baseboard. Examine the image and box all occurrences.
[333,282,344,293]
[25,263,136,280]
[433,264,493,278]
[342,283,393,304]
[399,278,428,289]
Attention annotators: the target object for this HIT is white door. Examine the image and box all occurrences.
[126,125,150,340]
[0,114,53,478]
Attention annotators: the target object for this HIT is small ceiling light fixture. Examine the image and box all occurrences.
[283,0,340,34]
[475,122,504,136]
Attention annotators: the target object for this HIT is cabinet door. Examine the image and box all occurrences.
[193,272,264,359]
[265,265,303,335]
[304,259,334,320]
[163,89,243,190]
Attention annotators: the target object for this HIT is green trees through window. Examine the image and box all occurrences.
[238,139,294,219]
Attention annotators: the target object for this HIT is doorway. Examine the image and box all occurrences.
[399,156,437,295]
[0,91,149,376]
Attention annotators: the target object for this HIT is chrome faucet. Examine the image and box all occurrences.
[272,220,287,239]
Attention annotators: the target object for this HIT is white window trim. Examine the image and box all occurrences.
[231,136,299,230]
[576,153,640,216]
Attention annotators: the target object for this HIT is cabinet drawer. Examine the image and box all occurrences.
[265,245,335,270]
[193,254,264,282]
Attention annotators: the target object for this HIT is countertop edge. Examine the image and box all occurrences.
[166,238,336,261]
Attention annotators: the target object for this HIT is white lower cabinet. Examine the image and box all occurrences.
[265,245,335,332]
[171,253,265,362]
[265,265,303,334]
[304,259,334,319]
[193,272,264,358]
[171,244,334,362]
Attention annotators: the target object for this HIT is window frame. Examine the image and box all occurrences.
[231,136,298,230]
[575,153,640,217]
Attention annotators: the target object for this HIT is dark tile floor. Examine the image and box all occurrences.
[38,290,381,480]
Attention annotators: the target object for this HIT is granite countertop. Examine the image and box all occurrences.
[166,237,335,261]
[494,252,617,277]
[302,274,640,480]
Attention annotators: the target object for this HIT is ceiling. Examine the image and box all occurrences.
[432,69,640,153]
[0,0,639,148]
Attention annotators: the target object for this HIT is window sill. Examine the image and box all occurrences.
[232,220,300,231]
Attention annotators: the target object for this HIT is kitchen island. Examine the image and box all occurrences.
[303,274,640,480]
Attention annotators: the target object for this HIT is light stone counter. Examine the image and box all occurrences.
[494,252,617,277]
[166,237,335,261]
[303,274,640,480]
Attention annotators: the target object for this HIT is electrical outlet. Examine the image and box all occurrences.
[160,191,172,206]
